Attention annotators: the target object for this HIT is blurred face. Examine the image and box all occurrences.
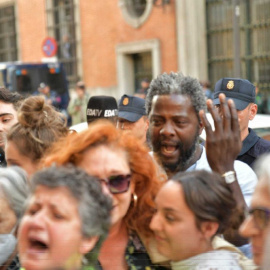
[76,88,84,99]
[141,81,149,89]
[150,181,211,261]
[40,86,50,95]
[149,95,202,173]
[237,105,251,134]
[5,140,38,177]
[240,178,270,266]
[18,185,94,270]
[117,116,149,143]
[237,104,257,140]
[0,101,18,148]
[0,193,17,234]
[77,145,133,227]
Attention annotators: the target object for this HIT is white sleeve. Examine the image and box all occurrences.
[234,160,258,207]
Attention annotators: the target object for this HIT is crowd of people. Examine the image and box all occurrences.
[0,72,270,270]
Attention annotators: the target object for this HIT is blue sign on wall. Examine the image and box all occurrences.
[42,37,58,57]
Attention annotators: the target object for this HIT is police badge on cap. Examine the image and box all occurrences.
[213,78,255,111]
[118,94,146,122]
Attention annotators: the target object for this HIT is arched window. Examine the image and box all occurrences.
[119,0,153,28]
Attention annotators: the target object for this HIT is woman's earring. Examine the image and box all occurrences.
[132,193,138,207]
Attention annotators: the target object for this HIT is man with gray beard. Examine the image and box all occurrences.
[145,72,257,211]
[146,72,260,251]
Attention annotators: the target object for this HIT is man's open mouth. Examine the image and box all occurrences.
[161,145,178,154]
[160,142,179,156]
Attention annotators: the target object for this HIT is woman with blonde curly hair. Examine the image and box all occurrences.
[43,120,166,270]
[5,96,68,176]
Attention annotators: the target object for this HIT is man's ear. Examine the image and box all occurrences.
[80,236,99,254]
[200,221,219,239]
[145,118,149,131]
[249,103,257,121]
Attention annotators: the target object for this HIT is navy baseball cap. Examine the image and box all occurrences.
[86,96,118,123]
[213,78,255,110]
[118,94,146,122]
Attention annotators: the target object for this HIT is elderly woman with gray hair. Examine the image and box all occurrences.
[0,166,29,270]
[18,165,112,270]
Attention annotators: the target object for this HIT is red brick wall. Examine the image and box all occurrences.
[14,0,177,88]
[17,0,47,61]
[79,1,177,88]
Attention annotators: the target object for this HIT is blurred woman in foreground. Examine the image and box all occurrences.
[150,170,256,270]
[43,121,166,269]
[240,154,270,268]
[18,165,111,270]
[0,167,29,270]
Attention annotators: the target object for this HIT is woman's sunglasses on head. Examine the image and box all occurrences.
[99,174,131,194]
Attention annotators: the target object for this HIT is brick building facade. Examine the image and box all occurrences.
[0,0,209,97]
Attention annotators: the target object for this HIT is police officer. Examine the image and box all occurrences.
[117,94,149,145]
[213,78,270,168]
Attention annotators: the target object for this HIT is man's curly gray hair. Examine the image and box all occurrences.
[145,72,207,118]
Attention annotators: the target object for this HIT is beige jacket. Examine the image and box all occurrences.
[141,235,258,270]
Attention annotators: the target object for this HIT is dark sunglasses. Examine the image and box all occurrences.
[99,174,131,194]
[248,207,270,230]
